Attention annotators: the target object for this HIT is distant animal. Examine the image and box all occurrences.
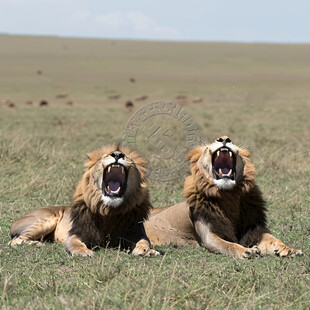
[8,102,15,108]
[192,97,203,103]
[56,93,68,99]
[37,70,42,75]
[175,94,187,100]
[125,100,134,113]
[65,101,73,106]
[134,95,148,102]
[129,77,136,83]
[108,94,121,100]
[145,136,303,259]
[39,100,48,107]
[9,145,159,257]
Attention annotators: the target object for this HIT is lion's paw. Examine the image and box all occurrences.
[9,237,43,247]
[242,246,261,259]
[275,247,303,258]
[143,248,160,257]
[132,240,160,257]
[132,247,160,257]
[71,248,94,258]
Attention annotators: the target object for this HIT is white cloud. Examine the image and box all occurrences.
[67,11,180,40]
[129,12,179,37]
[95,12,126,29]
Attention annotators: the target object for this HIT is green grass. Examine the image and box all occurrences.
[0,35,309,309]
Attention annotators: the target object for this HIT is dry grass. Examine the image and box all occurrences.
[0,35,309,309]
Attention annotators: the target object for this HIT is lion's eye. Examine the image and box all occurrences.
[217,138,224,142]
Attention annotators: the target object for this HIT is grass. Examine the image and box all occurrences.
[0,35,309,309]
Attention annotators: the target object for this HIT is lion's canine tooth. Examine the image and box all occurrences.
[111,187,121,195]
[108,166,111,173]
[121,166,125,174]
[229,152,232,158]
[228,169,232,177]
[107,185,111,193]
[219,168,223,177]
[217,151,220,157]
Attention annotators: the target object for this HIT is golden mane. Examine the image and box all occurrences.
[72,144,150,217]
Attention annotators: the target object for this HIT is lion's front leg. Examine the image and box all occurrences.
[129,222,160,257]
[65,235,94,257]
[132,239,160,257]
[257,233,302,257]
[194,219,261,259]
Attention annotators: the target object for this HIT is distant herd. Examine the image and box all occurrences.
[0,93,203,111]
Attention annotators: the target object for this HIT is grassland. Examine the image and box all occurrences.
[0,34,309,309]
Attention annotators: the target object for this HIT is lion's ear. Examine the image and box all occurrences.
[187,146,205,164]
[238,148,251,158]
[85,151,101,168]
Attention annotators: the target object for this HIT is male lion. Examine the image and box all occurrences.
[10,145,159,257]
[145,136,303,259]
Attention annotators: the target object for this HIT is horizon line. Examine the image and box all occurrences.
[1,32,310,45]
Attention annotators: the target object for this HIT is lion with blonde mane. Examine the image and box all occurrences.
[10,145,158,257]
[145,136,302,259]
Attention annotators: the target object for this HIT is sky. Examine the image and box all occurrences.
[0,0,309,43]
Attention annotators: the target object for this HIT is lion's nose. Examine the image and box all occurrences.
[110,152,125,161]
[217,136,232,145]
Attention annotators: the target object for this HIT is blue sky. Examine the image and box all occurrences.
[0,0,309,42]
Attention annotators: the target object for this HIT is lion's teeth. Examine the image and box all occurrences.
[107,185,111,193]
[111,187,121,194]
[121,166,125,174]
[219,168,223,177]
[217,151,220,157]
[228,169,232,177]
[229,152,232,157]
[108,166,111,173]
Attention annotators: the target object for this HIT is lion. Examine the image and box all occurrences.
[9,145,159,257]
[145,136,303,259]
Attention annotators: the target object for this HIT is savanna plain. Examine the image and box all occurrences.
[0,35,309,309]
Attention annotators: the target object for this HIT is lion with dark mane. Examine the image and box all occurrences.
[10,145,158,257]
[145,136,302,259]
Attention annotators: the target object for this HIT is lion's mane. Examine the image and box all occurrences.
[72,144,151,217]
[184,145,269,247]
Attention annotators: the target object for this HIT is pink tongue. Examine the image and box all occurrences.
[222,168,230,174]
[108,181,120,191]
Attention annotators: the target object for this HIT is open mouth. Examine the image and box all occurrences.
[212,147,235,181]
[103,164,127,198]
